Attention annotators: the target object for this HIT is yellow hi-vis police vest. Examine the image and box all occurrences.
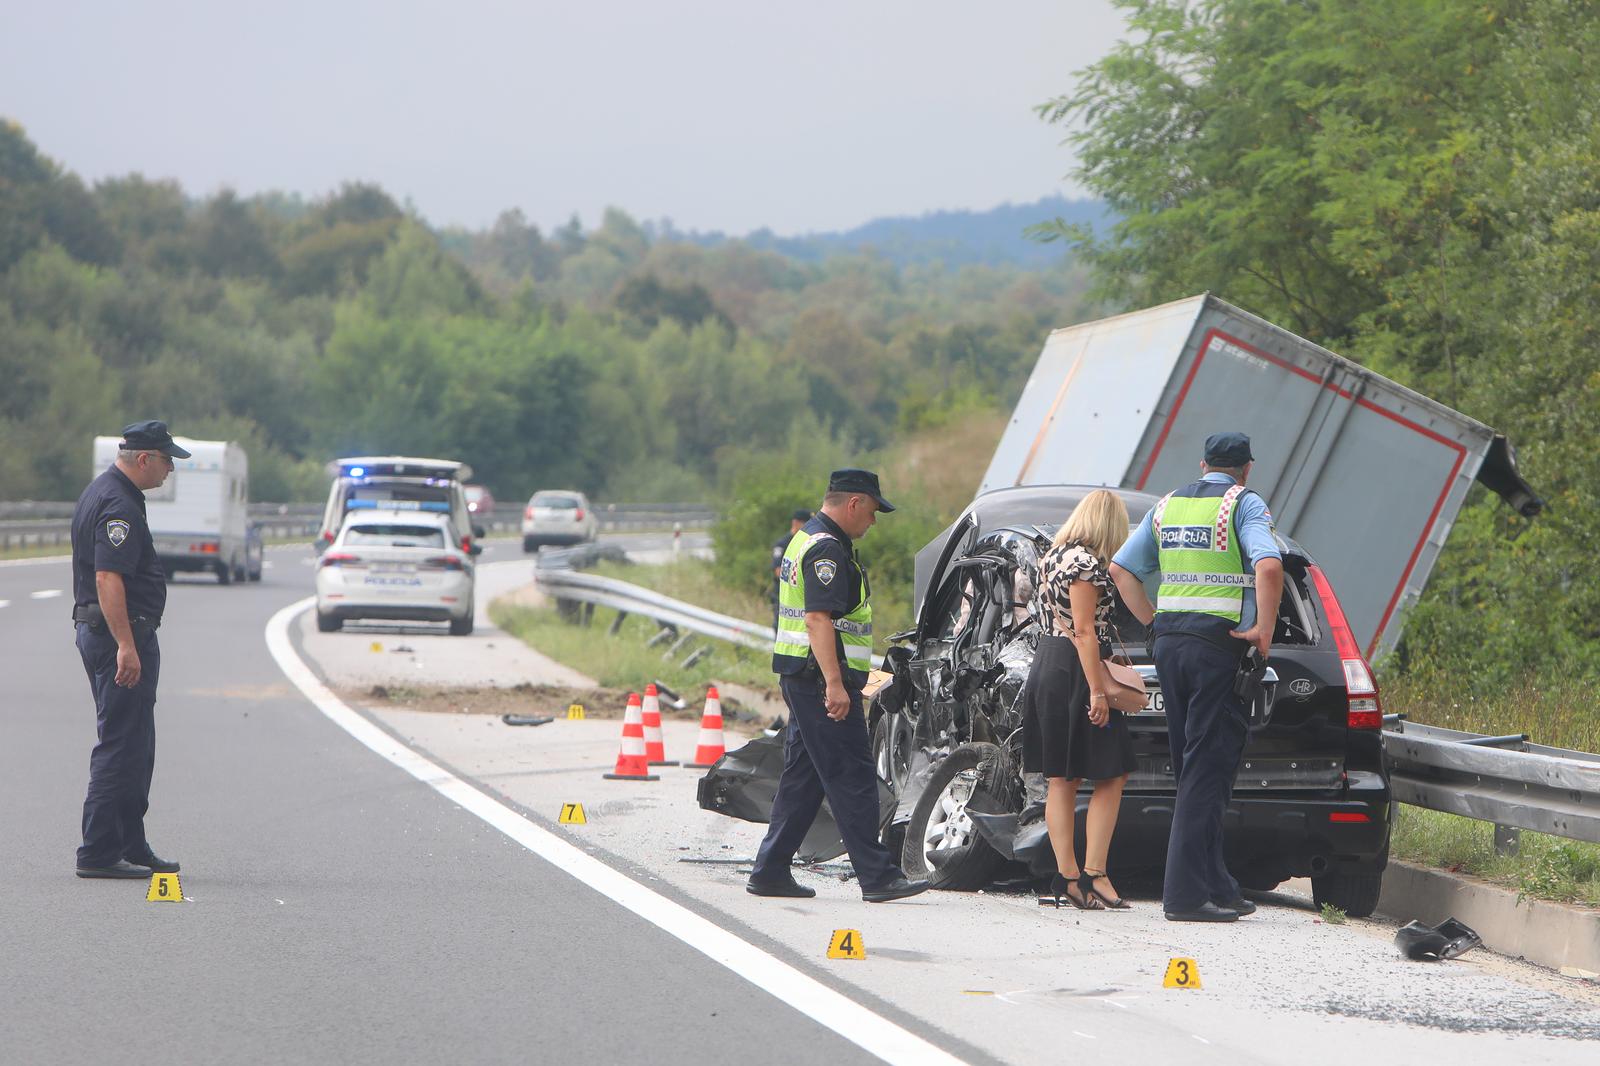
[1151,483,1255,623]
[773,529,873,675]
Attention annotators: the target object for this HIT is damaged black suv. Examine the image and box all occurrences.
[868,484,1392,917]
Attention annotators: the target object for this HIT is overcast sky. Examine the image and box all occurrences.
[2,1,1127,235]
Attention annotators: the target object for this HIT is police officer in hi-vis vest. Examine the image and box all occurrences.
[748,469,930,903]
[1109,433,1283,922]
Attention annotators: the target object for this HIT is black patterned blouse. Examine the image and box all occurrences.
[1034,542,1115,641]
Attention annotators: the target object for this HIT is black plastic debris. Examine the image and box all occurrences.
[1394,917,1483,960]
[501,714,554,727]
[695,733,895,862]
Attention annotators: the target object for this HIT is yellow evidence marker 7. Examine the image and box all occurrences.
[1162,957,1201,989]
[827,929,865,960]
[558,803,587,825]
[147,872,182,902]
[566,703,586,720]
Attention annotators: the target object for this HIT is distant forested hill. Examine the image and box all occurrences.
[668,195,1110,269]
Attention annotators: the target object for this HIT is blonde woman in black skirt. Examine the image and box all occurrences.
[1023,489,1138,910]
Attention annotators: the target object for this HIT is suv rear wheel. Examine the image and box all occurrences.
[315,610,342,633]
[901,742,1008,891]
[449,601,475,636]
[1311,869,1383,918]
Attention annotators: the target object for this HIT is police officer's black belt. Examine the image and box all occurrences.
[73,604,160,630]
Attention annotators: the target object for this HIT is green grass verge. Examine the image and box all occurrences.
[489,600,776,694]
[1391,805,1600,907]
[1383,675,1599,754]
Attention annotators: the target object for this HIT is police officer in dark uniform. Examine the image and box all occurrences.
[1109,433,1283,922]
[749,470,928,902]
[770,508,811,631]
[71,421,189,879]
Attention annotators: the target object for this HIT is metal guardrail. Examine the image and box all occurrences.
[0,502,714,551]
[1383,721,1600,846]
[534,561,887,669]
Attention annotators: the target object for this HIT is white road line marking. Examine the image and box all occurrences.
[0,600,10,609]
[263,562,275,569]
[1072,1031,1097,1040]
[1192,1035,1211,1045]
[30,589,64,599]
[264,597,966,1066]
[0,554,71,568]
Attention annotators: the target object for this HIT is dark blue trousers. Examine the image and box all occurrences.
[751,673,899,891]
[76,624,159,866]
[1153,634,1248,911]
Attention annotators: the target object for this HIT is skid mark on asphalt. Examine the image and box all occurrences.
[265,596,972,1066]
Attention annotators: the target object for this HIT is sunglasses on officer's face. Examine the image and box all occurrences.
[140,452,175,467]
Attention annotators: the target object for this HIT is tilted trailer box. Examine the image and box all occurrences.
[975,294,1540,658]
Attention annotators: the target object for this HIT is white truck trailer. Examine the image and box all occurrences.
[977,294,1540,658]
[92,437,261,584]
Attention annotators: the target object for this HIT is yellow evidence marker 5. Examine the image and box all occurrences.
[558,803,587,825]
[147,872,182,902]
[1162,957,1201,989]
[827,929,865,960]
[566,703,586,720]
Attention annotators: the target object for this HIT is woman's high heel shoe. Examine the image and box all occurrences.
[1081,870,1130,910]
[1039,872,1101,909]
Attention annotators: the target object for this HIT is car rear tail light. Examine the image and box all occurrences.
[525,505,535,520]
[323,530,335,543]
[1307,565,1383,729]
[193,541,219,554]
[574,507,584,521]
[320,552,364,568]
[461,535,473,554]
[1329,812,1372,823]
[421,555,465,571]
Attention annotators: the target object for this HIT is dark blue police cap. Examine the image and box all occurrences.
[1203,432,1253,467]
[121,420,191,459]
[791,508,813,522]
[828,468,894,513]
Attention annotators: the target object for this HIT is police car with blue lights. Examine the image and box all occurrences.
[316,456,483,557]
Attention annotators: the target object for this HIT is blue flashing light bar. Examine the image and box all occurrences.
[346,499,451,513]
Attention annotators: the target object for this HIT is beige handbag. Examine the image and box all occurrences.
[1102,659,1148,714]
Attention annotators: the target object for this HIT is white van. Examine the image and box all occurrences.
[315,456,482,557]
[92,436,261,584]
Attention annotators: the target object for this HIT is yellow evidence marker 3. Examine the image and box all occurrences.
[558,803,587,824]
[147,872,182,902]
[1162,957,1201,989]
[827,929,866,960]
[566,703,586,720]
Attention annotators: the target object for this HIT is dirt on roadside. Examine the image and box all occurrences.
[344,680,769,734]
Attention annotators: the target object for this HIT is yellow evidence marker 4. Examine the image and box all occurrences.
[1162,957,1201,989]
[566,703,586,720]
[827,929,865,960]
[146,872,183,902]
[558,803,587,825]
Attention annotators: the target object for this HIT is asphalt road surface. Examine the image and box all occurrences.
[4,535,1599,1065]
[1,536,972,1066]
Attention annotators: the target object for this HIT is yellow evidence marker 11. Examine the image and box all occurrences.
[558,803,587,825]
[146,873,182,902]
[827,929,866,960]
[566,703,586,720]
[1162,957,1201,989]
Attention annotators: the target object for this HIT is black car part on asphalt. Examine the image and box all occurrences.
[871,484,1393,917]
[696,732,897,864]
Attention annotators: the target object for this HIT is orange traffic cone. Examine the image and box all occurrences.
[603,693,659,781]
[685,686,727,769]
[641,683,678,766]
